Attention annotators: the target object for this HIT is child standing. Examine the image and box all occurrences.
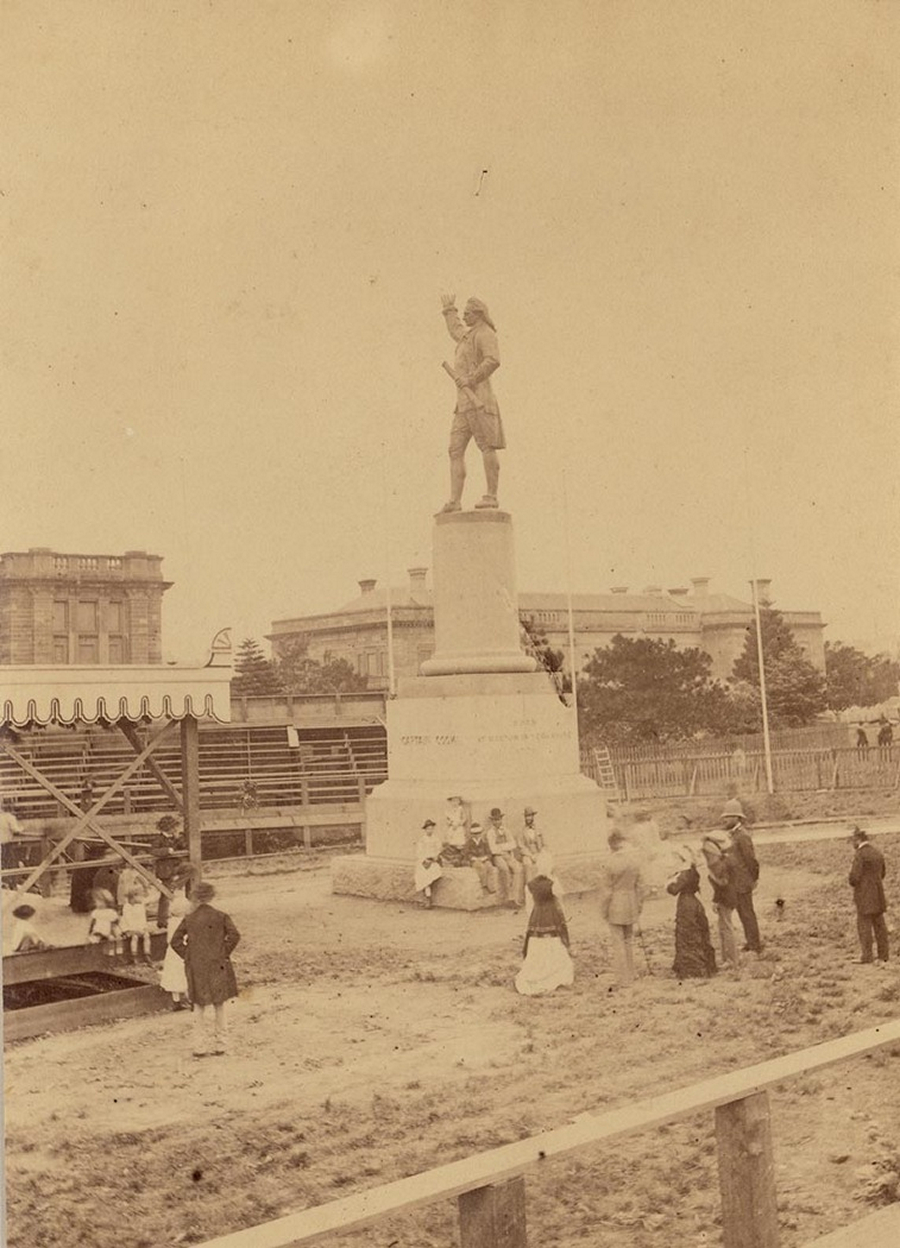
[515,875,574,996]
[120,885,152,963]
[88,888,122,956]
[171,881,240,1057]
[158,865,194,1009]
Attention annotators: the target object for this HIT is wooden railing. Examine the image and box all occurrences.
[582,744,900,799]
[196,1018,900,1248]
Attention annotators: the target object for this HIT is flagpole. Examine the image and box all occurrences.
[381,443,396,697]
[562,472,578,716]
[751,578,774,795]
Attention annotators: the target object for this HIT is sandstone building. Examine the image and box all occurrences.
[0,548,171,665]
[269,571,825,689]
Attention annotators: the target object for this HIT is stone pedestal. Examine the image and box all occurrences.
[420,511,536,675]
[332,510,608,906]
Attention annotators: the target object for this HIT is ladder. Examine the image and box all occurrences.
[592,745,621,802]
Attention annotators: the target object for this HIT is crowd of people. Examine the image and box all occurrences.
[412,793,892,997]
[4,811,242,1058]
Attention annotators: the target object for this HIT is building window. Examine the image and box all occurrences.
[108,601,124,633]
[78,635,99,664]
[77,601,98,632]
[108,635,127,663]
[52,636,69,663]
[53,600,69,632]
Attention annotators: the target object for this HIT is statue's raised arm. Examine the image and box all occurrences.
[438,294,505,514]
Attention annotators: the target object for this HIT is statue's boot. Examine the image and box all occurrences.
[474,494,498,509]
[440,500,462,513]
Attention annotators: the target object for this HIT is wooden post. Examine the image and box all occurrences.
[357,775,366,804]
[715,1092,780,1248]
[458,1178,527,1248]
[180,715,202,876]
[244,824,254,858]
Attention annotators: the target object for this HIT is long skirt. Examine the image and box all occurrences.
[515,936,574,996]
[414,860,443,892]
[159,918,189,997]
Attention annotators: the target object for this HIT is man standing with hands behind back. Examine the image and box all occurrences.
[849,827,889,965]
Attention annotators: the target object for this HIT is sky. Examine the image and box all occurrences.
[3,0,899,665]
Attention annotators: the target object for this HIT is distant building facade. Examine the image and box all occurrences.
[0,548,171,665]
[269,571,825,689]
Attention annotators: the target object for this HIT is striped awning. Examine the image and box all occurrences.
[0,665,233,728]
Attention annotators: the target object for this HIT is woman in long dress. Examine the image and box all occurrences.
[159,866,194,1009]
[515,875,573,996]
[667,861,717,979]
[413,819,445,905]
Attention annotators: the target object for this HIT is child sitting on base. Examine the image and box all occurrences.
[120,885,152,963]
[10,902,54,953]
[88,888,122,955]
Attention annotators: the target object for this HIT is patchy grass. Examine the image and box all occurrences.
[4,835,900,1247]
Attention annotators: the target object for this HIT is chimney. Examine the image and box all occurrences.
[408,566,428,595]
[753,578,772,605]
[358,578,377,595]
[691,577,710,597]
[610,586,629,594]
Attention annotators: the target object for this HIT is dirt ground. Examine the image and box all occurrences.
[4,817,900,1248]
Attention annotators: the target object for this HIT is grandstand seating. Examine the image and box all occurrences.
[0,722,389,820]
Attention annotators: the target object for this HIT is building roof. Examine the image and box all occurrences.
[0,664,233,728]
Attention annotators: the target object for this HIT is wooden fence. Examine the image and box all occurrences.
[583,745,900,800]
[195,1018,900,1248]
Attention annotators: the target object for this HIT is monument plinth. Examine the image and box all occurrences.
[332,509,609,908]
[420,511,536,675]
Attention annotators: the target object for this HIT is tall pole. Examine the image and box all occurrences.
[562,473,578,717]
[381,443,396,696]
[751,578,775,795]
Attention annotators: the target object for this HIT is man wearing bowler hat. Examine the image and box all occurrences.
[486,807,524,909]
[721,806,761,953]
[848,827,889,964]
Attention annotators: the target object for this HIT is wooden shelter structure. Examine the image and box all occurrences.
[2,637,232,1039]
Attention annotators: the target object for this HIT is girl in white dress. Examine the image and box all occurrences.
[515,875,574,996]
[159,867,194,1009]
[413,820,445,906]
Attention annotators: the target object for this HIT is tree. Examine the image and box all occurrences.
[824,641,900,710]
[577,634,732,745]
[231,638,284,697]
[731,605,826,727]
[274,636,369,695]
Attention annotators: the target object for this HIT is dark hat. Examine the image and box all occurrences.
[194,881,216,903]
[524,807,537,816]
[490,807,503,818]
[12,903,36,919]
[470,821,482,832]
[850,826,868,843]
[422,819,436,829]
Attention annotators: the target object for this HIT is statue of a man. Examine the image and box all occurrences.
[439,293,505,512]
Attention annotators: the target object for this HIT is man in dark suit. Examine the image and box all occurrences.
[723,809,762,953]
[849,827,889,964]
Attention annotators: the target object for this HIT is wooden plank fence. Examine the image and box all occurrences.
[582,745,900,800]
[196,1018,900,1248]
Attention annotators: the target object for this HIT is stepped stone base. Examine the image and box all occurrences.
[331,853,609,910]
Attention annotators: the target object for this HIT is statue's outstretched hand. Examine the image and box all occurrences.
[440,293,456,311]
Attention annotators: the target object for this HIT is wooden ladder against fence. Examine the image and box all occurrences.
[592,745,620,802]
[197,1018,900,1248]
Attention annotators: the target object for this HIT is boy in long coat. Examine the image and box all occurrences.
[171,881,240,1056]
[848,827,889,964]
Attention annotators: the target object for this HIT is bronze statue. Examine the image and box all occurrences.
[439,294,505,512]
